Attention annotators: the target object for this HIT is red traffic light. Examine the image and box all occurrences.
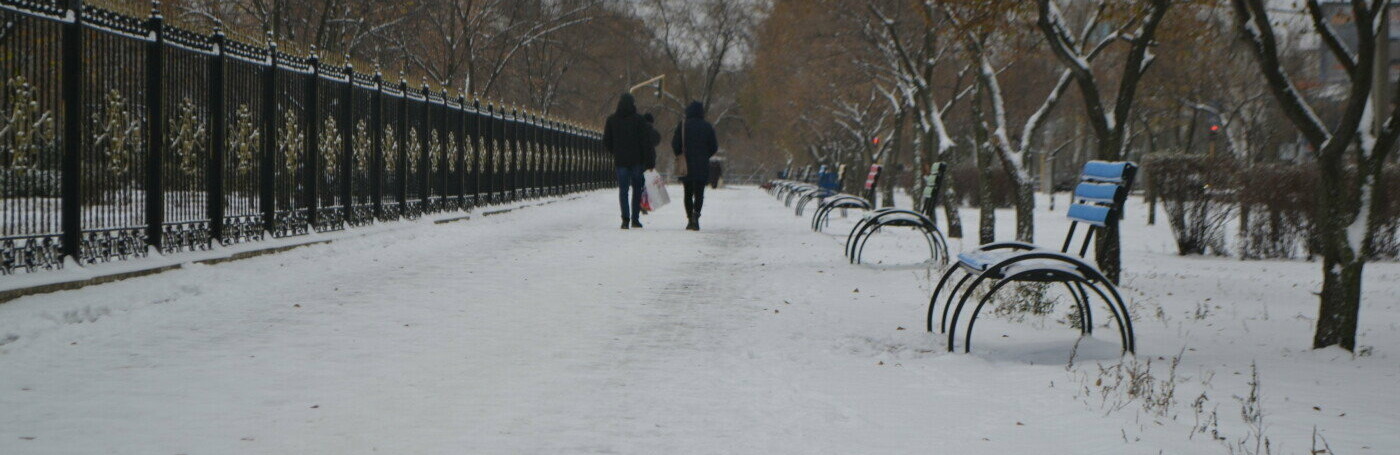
[1209,125,1220,132]
[872,137,881,145]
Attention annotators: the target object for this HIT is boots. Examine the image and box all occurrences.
[631,219,644,229]
[621,219,630,230]
[686,215,700,231]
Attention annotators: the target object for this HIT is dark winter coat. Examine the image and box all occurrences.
[671,102,719,183]
[643,114,660,170]
[603,94,650,168]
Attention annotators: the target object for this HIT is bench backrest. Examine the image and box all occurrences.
[920,162,949,220]
[1061,161,1137,256]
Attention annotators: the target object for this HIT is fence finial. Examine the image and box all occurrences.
[150,0,162,19]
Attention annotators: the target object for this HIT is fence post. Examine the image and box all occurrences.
[60,0,85,263]
[440,89,451,208]
[419,83,431,211]
[532,115,541,198]
[371,70,383,219]
[144,5,165,252]
[260,38,278,235]
[510,109,520,201]
[565,126,573,193]
[456,95,467,209]
[470,100,481,205]
[397,77,408,214]
[341,59,354,224]
[490,104,500,203]
[208,26,228,244]
[306,51,321,227]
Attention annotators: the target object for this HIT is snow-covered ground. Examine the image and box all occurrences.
[0,186,1396,454]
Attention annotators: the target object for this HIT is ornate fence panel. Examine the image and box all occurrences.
[378,81,403,221]
[79,4,149,264]
[0,3,65,273]
[221,37,268,245]
[0,1,608,275]
[347,72,375,226]
[311,59,346,232]
[272,51,311,238]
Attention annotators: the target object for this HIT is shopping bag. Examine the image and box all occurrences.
[640,189,653,213]
[643,170,670,210]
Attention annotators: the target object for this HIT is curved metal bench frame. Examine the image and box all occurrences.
[795,189,837,217]
[843,209,950,266]
[784,185,816,207]
[810,195,872,232]
[924,161,1139,355]
[927,245,1134,353]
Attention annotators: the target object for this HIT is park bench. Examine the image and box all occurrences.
[810,195,873,232]
[804,164,882,232]
[842,163,949,266]
[927,161,1138,354]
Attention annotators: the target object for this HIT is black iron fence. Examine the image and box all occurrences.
[0,0,612,275]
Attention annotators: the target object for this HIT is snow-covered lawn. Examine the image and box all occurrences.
[0,187,1395,454]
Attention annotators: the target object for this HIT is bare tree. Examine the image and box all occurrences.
[404,0,597,99]
[946,1,1120,242]
[860,1,967,234]
[1232,0,1398,351]
[641,0,759,125]
[1036,0,1173,282]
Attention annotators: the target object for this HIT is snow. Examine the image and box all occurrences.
[1,187,1398,454]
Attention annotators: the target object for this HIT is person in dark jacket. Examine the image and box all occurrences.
[603,93,650,229]
[671,101,719,231]
[643,113,660,171]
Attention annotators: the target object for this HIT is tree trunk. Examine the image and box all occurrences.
[882,110,907,208]
[973,87,995,244]
[1311,155,1370,351]
[1014,182,1035,243]
[976,143,996,245]
[942,184,964,239]
[1315,256,1364,351]
[1146,163,1157,225]
[1239,203,1252,259]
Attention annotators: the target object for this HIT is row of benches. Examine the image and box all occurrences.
[765,161,1140,355]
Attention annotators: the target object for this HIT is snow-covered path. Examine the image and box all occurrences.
[2,187,1397,454]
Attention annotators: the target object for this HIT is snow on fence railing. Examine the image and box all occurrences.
[0,0,612,275]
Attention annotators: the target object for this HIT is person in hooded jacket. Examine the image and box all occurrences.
[643,113,660,172]
[603,93,651,229]
[671,101,719,231]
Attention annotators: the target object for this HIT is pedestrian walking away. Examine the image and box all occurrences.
[603,93,651,229]
[671,101,719,231]
[640,113,661,215]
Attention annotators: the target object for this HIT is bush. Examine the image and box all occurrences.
[1145,153,1237,256]
[1236,165,1315,260]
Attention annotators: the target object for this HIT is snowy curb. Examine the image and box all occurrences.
[0,193,593,304]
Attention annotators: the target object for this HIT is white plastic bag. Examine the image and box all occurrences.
[643,170,670,210]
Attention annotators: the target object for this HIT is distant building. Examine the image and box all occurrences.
[1318,1,1400,84]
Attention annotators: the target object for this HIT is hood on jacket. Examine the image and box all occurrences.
[615,93,638,117]
[685,101,705,119]
[643,113,655,123]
